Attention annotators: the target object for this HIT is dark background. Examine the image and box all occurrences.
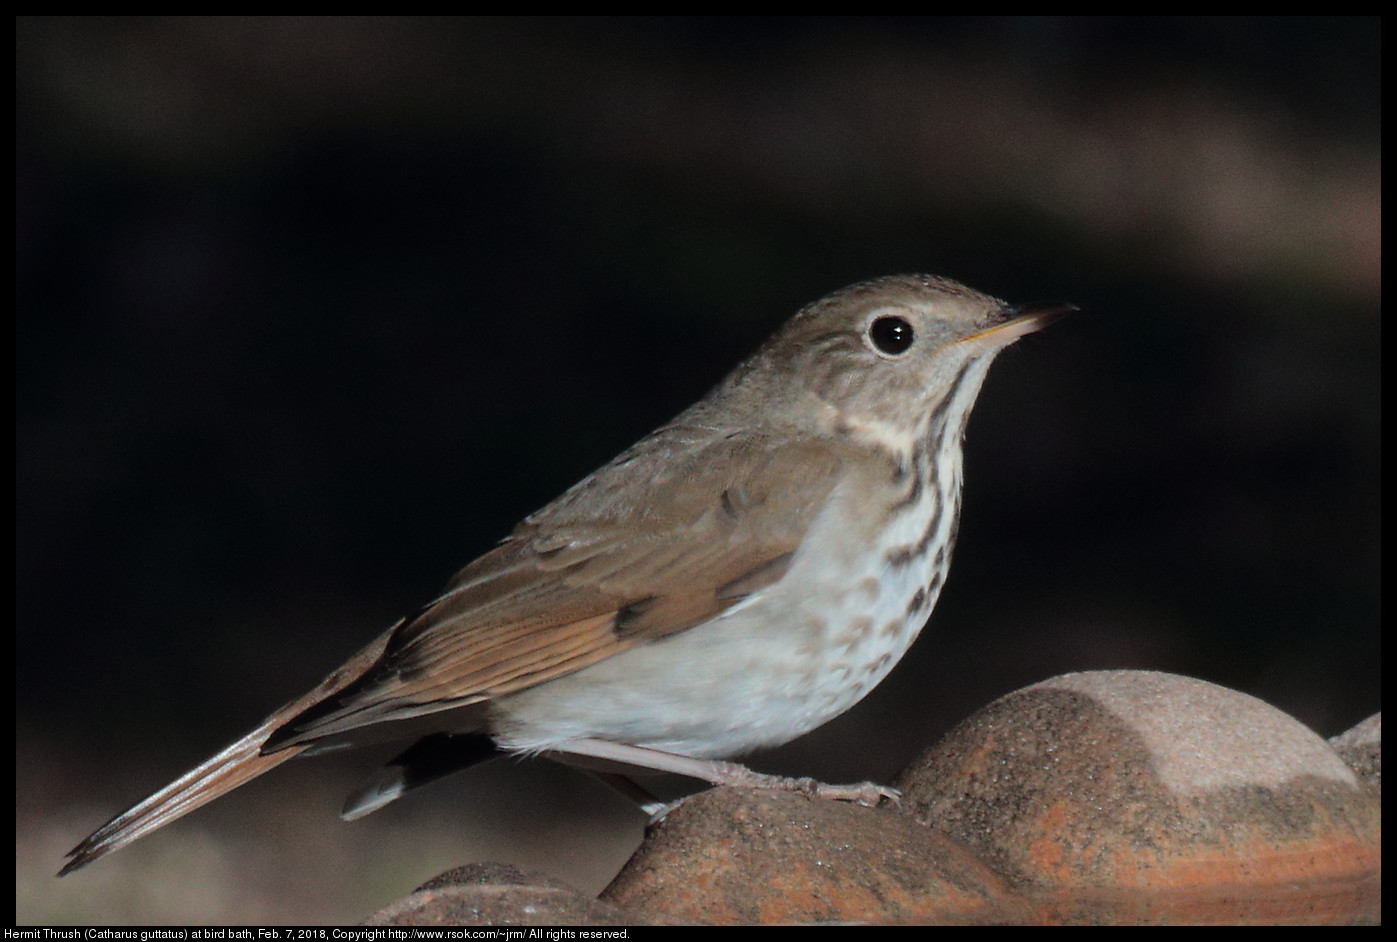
[18,17,1379,924]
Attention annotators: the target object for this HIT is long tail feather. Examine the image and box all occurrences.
[59,722,308,874]
[59,623,398,875]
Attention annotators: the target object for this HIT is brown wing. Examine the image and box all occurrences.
[264,427,849,748]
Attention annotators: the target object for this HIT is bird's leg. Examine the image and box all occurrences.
[551,738,901,814]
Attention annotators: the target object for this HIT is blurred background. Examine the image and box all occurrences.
[17,16,1379,925]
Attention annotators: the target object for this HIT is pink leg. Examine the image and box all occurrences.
[551,739,900,810]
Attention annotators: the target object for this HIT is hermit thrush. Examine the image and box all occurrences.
[61,274,1072,875]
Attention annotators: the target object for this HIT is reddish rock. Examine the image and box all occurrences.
[603,787,1022,925]
[362,862,632,926]
[896,670,1381,925]
[1329,713,1380,793]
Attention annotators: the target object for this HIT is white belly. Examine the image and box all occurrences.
[490,467,958,759]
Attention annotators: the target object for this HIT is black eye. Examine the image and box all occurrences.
[868,315,914,355]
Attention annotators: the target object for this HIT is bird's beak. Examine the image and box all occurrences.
[966,301,1078,348]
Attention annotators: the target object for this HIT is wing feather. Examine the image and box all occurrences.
[265,429,850,750]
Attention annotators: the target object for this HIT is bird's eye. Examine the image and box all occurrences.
[868,315,915,356]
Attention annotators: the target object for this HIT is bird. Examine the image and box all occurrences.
[60,274,1073,875]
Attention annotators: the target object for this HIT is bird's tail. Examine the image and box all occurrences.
[59,624,398,875]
